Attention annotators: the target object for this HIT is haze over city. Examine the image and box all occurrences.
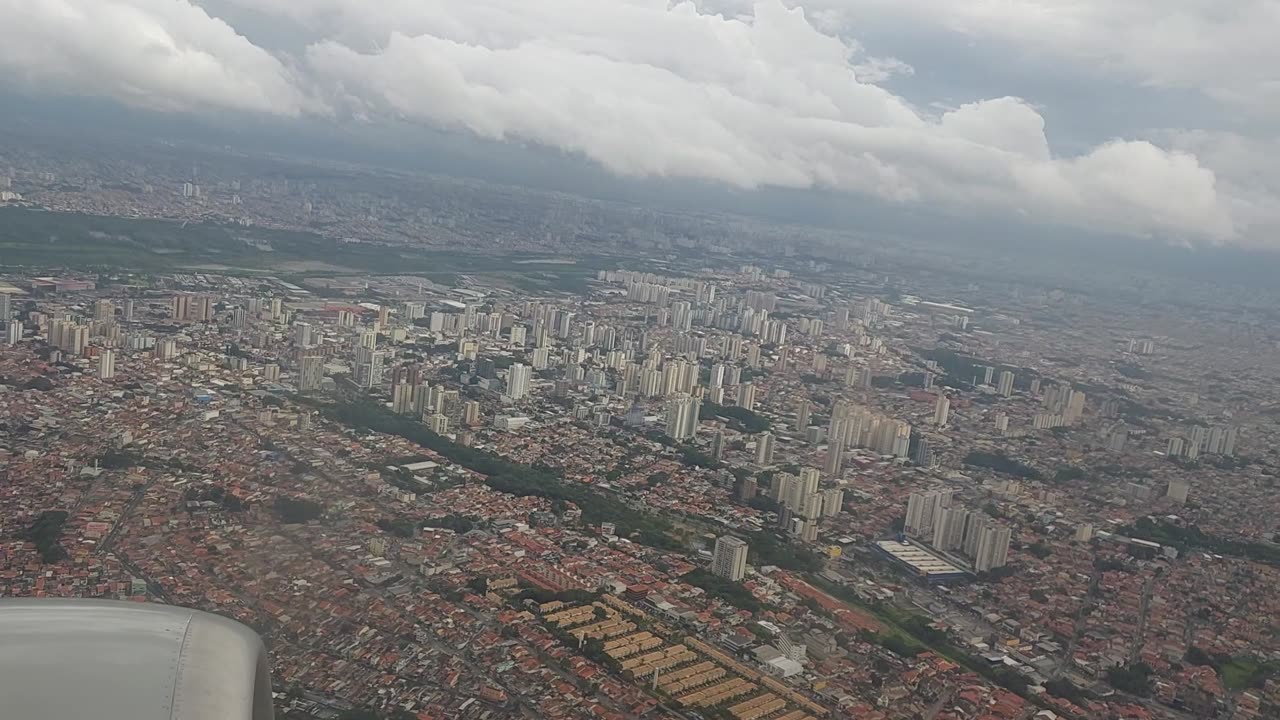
[1,2,1278,720]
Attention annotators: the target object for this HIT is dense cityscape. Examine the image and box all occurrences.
[2,137,1279,720]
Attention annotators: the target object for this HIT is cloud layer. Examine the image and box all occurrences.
[2,0,1273,245]
[0,0,314,115]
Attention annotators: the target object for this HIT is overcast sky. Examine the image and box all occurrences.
[2,0,1277,248]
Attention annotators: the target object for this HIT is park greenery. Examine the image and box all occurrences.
[963,451,1043,480]
[683,568,764,613]
[917,348,1031,392]
[274,497,324,523]
[322,399,682,549]
[376,517,417,538]
[745,531,823,572]
[313,399,851,572]
[1053,465,1086,483]
[421,514,478,534]
[1105,662,1154,696]
[699,402,771,433]
[20,510,69,563]
[1121,516,1280,565]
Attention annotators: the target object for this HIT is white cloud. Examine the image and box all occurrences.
[1164,131,1280,246]
[0,0,1261,245]
[768,0,1280,119]
[298,0,1235,242]
[0,0,313,115]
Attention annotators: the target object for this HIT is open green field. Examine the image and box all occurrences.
[0,207,617,290]
[1219,657,1280,690]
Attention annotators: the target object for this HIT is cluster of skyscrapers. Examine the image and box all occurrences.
[664,394,702,440]
[1166,424,1238,459]
[1033,384,1087,429]
[170,293,215,324]
[823,399,912,476]
[905,490,1011,573]
[765,468,844,542]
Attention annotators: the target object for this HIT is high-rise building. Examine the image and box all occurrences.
[754,432,775,465]
[93,300,115,323]
[962,515,988,558]
[843,365,860,388]
[798,468,821,497]
[457,339,480,362]
[711,535,749,582]
[298,355,325,393]
[462,400,481,426]
[812,355,827,374]
[359,329,378,350]
[974,524,1012,573]
[49,320,90,355]
[556,311,574,339]
[871,419,912,458]
[700,432,720,465]
[904,489,953,538]
[5,321,22,345]
[354,348,386,388]
[795,399,811,431]
[0,292,9,322]
[391,383,416,415]
[427,414,450,435]
[1166,479,1191,503]
[671,301,693,332]
[509,325,527,347]
[771,472,796,505]
[912,437,934,467]
[998,371,1015,397]
[933,394,950,426]
[1065,390,1086,424]
[506,363,532,401]
[821,488,844,517]
[293,322,314,348]
[984,366,996,386]
[823,443,843,478]
[737,382,756,411]
[726,365,743,385]
[170,294,213,323]
[709,363,726,389]
[97,350,116,380]
[1106,427,1129,452]
[665,394,701,440]
[930,507,967,551]
[403,301,425,321]
[154,339,177,361]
